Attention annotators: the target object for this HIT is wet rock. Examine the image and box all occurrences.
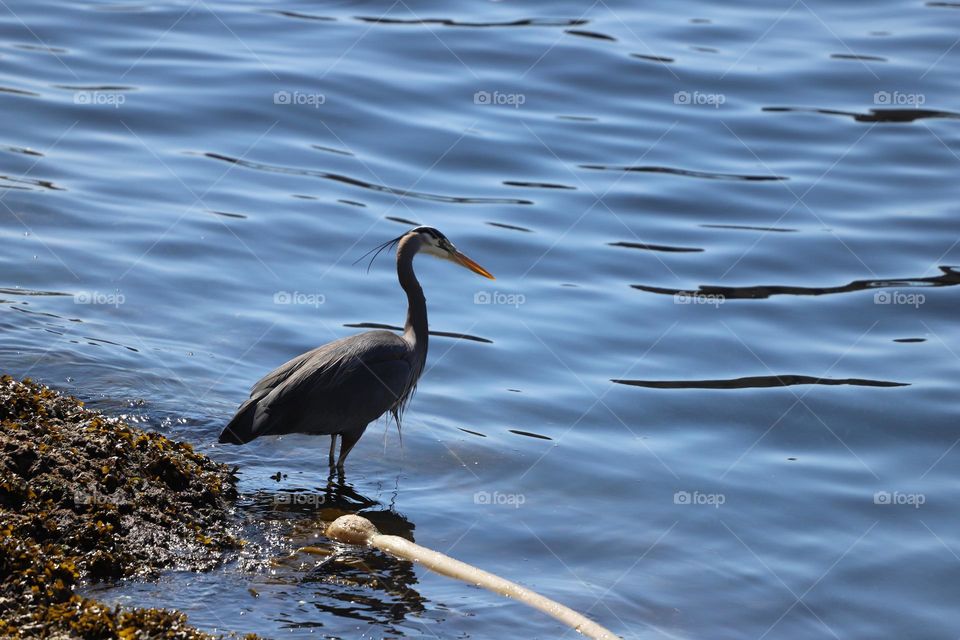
[0,375,260,639]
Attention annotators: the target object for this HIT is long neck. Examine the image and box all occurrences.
[397,236,428,355]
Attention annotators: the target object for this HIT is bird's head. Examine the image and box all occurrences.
[357,226,495,280]
[407,226,495,280]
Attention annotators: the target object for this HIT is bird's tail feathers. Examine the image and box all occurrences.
[218,398,261,444]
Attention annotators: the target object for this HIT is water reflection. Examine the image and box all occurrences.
[245,478,428,634]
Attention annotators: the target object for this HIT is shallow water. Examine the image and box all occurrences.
[2,0,960,637]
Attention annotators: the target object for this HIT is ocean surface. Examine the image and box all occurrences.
[2,0,959,637]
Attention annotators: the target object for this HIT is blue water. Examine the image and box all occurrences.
[3,0,960,637]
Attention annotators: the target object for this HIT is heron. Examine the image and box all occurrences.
[218,226,495,472]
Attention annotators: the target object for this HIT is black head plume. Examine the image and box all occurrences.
[353,234,403,273]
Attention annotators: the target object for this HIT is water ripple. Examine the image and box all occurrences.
[763,106,960,123]
[565,29,616,41]
[265,10,336,22]
[203,152,532,205]
[612,375,909,389]
[582,164,788,181]
[354,17,588,28]
[487,222,532,233]
[0,175,65,191]
[609,241,703,253]
[502,180,575,190]
[632,266,960,299]
[700,224,798,233]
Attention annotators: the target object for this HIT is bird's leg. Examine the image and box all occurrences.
[336,429,364,473]
[328,434,338,468]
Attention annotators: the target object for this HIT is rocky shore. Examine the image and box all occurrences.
[0,375,256,639]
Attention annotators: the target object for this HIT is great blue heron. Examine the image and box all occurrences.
[218,226,495,472]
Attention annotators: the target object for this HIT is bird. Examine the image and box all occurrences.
[218,226,495,472]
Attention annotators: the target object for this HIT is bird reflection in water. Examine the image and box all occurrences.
[246,476,429,633]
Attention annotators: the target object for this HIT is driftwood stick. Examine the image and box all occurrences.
[327,514,619,640]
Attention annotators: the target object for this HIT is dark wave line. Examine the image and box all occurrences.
[612,375,908,389]
[487,221,532,232]
[0,86,40,97]
[502,180,576,190]
[386,216,420,225]
[355,17,588,27]
[53,84,136,91]
[204,152,532,205]
[630,54,675,63]
[830,53,887,61]
[565,29,616,41]
[14,44,67,53]
[581,164,787,181]
[763,106,960,123]
[0,174,65,191]
[0,288,71,297]
[701,224,797,233]
[3,146,43,157]
[609,241,703,253]
[508,429,553,440]
[344,322,493,344]
[265,10,336,21]
[311,144,353,157]
[83,336,139,352]
[209,210,248,219]
[9,305,70,320]
[632,266,960,300]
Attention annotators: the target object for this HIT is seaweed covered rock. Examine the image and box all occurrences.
[0,375,256,639]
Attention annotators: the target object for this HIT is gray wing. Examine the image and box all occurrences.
[247,330,415,438]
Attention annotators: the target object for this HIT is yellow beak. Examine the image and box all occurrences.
[452,249,495,280]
